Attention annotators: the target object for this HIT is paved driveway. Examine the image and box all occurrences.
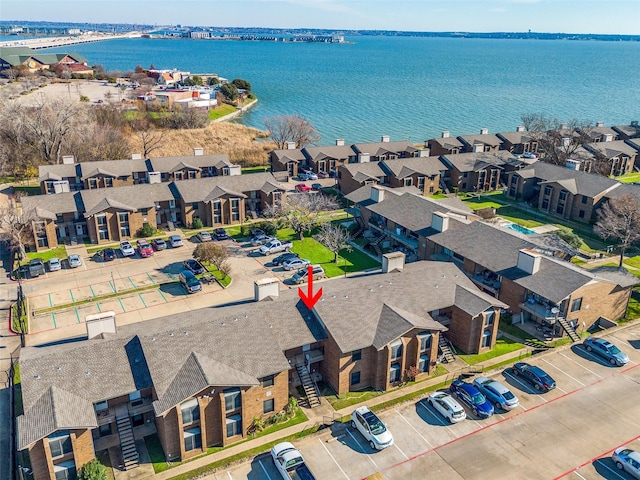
[213,324,640,480]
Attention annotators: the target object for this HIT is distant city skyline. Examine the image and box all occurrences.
[2,0,640,35]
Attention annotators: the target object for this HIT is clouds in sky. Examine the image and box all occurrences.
[1,0,639,34]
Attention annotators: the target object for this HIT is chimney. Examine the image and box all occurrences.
[516,125,525,132]
[561,137,572,147]
[517,249,541,275]
[596,121,604,127]
[382,252,405,273]
[441,131,450,138]
[131,153,142,160]
[480,128,489,135]
[370,185,385,203]
[285,141,296,150]
[602,133,613,142]
[254,277,279,301]
[193,147,204,156]
[418,148,429,157]
[381,135,390,143]
[85,311,116,339]
[62,155,75,165]
[431,212,449,232]
[358,152,370,163]
[472,143,484,153]
[336,138,345,146]
[560,123,568,130]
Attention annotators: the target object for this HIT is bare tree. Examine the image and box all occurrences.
[520,113,595,167]
[193,242,231,275]
[129,117,165,157]
[0,198,37,261]
[315,222,352,263]
[594,194,640,267]
[266,193,338,240]
[263,114,320,149]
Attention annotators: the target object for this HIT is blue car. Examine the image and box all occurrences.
[449,379,494,418]
[512,362,556,392]
[473,377,519,411]
[583,337,629,366]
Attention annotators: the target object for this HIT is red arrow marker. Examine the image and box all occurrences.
[298,265,322,310]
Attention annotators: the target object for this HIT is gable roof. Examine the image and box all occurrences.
[302,144,355,162]
[584,140,639,159]
[457,133,503,148]
[428,136,464,150]
[22,191,85,217]
[340,162,385,181]
[352,140,418,156]
[81,183,174,216]
[80,159,147,180]
[147,153,231,173]
[270,148,306,163]
[439,151,518,173]
[380,157,447,178]
[38,164,79,182]
[172,172,284,203]
[344,184,420,206]
[371,303,444,350]
[497,131,537,145]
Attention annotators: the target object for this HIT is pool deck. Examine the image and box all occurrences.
[530,225,561,234]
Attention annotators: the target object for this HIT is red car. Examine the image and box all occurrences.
[295,183,311,192]
[137,239,154,257]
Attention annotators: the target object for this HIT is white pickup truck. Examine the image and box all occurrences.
[258,239,293,255]
[271,442,317,480]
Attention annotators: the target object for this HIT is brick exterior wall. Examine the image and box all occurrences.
[337,166,378,195]
[388,174,439,195]
[71,429,95,471]
[447,306,500,354]
[427,141,461,157]
[565,282,631,326]
[156,408,181,463]
[27,440,52,480]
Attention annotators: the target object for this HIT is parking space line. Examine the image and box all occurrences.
[572,471,587,480]
[117,297,126,312]
[96,302,101,312]
[147,272,156,284]
[138,293,147,307]
[593,459,627,480]
[129,277,136,288]
[158,290,168,302]
[417,400,457,435]
[541,358,585,386]
[48,293,53,307]
[226,471,233,480]
[317,438,350,479]
[503,371,547,401]
[559,351,603,378]
[394,408,433,447]
[346,428,379,470]
[69,290,74,302]
[394,443,409,460]
[257,459,273,480]
[89,285,96,297]
[109,281,116,293]
[75,308,80,323]
[51,312,56,329]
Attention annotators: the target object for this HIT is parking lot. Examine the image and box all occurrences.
[211,324,640,480]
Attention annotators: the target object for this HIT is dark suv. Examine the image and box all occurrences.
[512,362,556,392]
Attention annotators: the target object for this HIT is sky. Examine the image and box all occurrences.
[1,0,640,35]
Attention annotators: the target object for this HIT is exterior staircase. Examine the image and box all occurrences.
[115,414,140,470]
[351,217,366,239]
[438,335,456,363]
[557,317,581,342]
[295,363,321,408]
[369,233,387,257]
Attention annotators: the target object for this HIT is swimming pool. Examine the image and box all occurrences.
[505,223,536,235]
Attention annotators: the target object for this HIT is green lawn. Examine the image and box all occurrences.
[13,185,41,196]
[428,193,448,199]
[24,246,67,264]
[623,256,640,269]
[626,295,640,321]
[462,199,504,211]
[208,103,237,120]
[495,206,545,228]
[457,338,526,365]
[615,172,640,183]
[241,166,270,174]
[289,236,379,277]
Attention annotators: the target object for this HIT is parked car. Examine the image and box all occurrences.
[512,362,556,392]
[583,336,629,366]
[152,238,167,251]
[295,183,311,192]
[311,183,322,191]
[169,235,184,248]
[351,406,394,450]
[272,252,300,266]
[214,228,229,241]
[304,171,318,180]
[179,270,202,294]
[250,234,273,246]
[28,258,46,277]
[48,258,62,272]
[259,239,293,255]
[522,152,537,159]
[449,379,494,418]
[292,265,325,284]
[297,172,310,181]
[271,442,317,480]
[183,258,206,275]
[198,231,212,242]
[67,254,82,268]
[120,241,135,257]
[97,247,116,262]
[318,171,329,178]
[612,447,640,479]
[329,169,336,178]
[282,257,311,271]
[473,377,519,411]
[137,239,154,257]
[427,391,466,424]
[249,227,265,237]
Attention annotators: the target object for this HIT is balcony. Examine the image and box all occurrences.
[368,221,419,249]
[519,298,565,323]
[471,271,501,295]
[287,348,324,367]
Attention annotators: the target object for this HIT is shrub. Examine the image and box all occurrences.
[78,459,107,480]
[79,95,90,102]
[555,229,583,249]
[255,221,277,236]
[136,222,156,238]
[192,217,204,229]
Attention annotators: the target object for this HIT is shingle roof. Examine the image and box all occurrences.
[352,140,418,156]
[585,140,639,159]
[302,145,355,162]
[588,266,640,289]
[613,125,640,139]
[457,133,503,148]
[38,164,79,182]
[454,284,498,317]
[497,131,536,145]
[270,149,306,163]
[344,185,420,205]
[371,304,445,350]
[513,162,620,198]
[428,136,464,150]
[340,162,385,181]
[380,157,447,178]
[172,172,284,203]
[147,154,231,173]
[80,159,147,179]
[365,192,476,236]
[22,191,85,217]
[439,151,516,173]
[81,183,174,216]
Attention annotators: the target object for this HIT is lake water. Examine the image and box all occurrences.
[29,36,640,143]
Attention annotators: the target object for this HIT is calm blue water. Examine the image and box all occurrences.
[36,36,640,143]
[506,223,536,235]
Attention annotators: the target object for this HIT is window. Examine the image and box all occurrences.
[131,414,144,427]
[481,329,492,348]
[181,398,200,424]
[273,191,282,204]
[389,364,401,383]
[351,349,362,362]
[224,388,241,411]
[579,210,585,218]
[483,310,495,327]
[188,170,197,179]
[263,399,275,414]
[89,178,98,189]
[581,196,588,204]
[419,354,429,373]
[571,297,583,312]
[231,198,240,221]
[94,401,108,412]
[390,340,403,361]
[169,199,176,208]
[559,190,568,201]
[119,212,130,237]
[418,333,432,352]
[129,391,141,401]
[191,202,199,210]
[213,200,222,223]
[175,172,183,181]
[105,177,113,187]
[350,371,361,386]
[226,414,242,437]
[98,423,112,437]
[183,427,202,451]
[48,431,72,458]
[541,198,549,210]
[544,186,552,197]
[261,375,274,388]
[404,178,412,187]
[53,460,77,480]
[140,208,149,216]
[429,186,434,193]
[96,214,107,226]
